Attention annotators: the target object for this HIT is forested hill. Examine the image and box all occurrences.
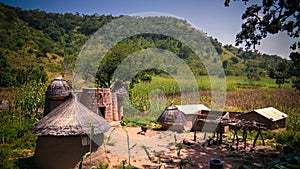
[0,2,293,87]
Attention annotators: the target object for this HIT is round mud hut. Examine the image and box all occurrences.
[157,104,187,131]
[43,77,72,116]
[32,95,110,169]
[32,79,110,169]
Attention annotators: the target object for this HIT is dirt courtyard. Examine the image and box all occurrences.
[80,126,279,169]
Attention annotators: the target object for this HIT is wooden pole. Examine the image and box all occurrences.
[260,129,265,146]
[235,128,239,151]
[219,125,223,144]
[232,127,239,151]
[216,127,219,145]
[243,129,247,149]
[253,129,260,147]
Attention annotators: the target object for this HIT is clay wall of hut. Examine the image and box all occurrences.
[80,88,99,115]
[34,135,100,169]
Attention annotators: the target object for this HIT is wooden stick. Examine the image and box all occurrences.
[253,129,260,147]
[235,128,239,150]
[259,128,265,146]
[243,129,247,149]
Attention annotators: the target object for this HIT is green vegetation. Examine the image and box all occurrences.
[124,75,292,117]
[225,0,300,90]
[120,116,159,129]
[0,2,118,85]
[0,2,297,89]
[0,81,45,168]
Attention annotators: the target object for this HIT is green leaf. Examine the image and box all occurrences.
[83,152,91,159]
[129,143,137,150]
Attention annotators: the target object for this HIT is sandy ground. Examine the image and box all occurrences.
[79,126,279,169]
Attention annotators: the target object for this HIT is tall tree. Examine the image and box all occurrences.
[225,0,300,90]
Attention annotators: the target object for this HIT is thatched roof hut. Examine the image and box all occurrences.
[32,94,110,169]
[157,103,187,130]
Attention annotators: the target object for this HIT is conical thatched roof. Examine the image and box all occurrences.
[157,104,187,125]
[31,94,110,136]
[45,77,72,100]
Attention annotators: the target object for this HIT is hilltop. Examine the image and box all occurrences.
[0,2,293,87]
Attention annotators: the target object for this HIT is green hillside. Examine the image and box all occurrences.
[0,3,117,86]
[0,2,294,88]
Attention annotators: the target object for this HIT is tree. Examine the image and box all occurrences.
[12,81,46,137]
[225,0,299,50]
[225,0,300,90]
[290,52,300,90]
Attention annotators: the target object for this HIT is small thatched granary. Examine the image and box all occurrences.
[43,77,72,116]
[157,103,187,131]
[32,77,110,169]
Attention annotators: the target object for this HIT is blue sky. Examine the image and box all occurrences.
[0,0,296,58]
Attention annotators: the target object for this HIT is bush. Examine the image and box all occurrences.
[0,144,17,169]
[264,130,275,140]
[274,130,300,151]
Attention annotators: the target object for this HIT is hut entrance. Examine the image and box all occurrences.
[99,107,106,118]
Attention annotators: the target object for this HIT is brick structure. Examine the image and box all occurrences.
[80,87,124,122]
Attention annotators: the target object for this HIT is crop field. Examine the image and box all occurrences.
[130,76,291,98]
[125,76,294,118]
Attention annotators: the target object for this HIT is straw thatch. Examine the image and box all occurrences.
[45,76,72,100]
[31,94,110,136]
[157,104,187,125]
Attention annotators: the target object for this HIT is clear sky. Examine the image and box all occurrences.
[0,0,296,58]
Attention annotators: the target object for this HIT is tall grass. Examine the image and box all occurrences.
[130,76,291,100]
[226,76,291,90]
[124,76,292,117]
[131,76,225,97]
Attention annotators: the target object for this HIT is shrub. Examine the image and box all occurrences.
[274,130,300,151]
